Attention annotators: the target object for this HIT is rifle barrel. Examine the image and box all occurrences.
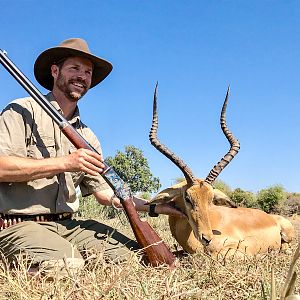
[0,50,63,126]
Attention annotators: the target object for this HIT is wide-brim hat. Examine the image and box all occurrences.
[34,38,113,90]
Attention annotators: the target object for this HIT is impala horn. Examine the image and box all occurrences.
[205,86,240,184]
[149,83,197,186]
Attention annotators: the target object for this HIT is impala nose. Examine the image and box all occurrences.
[201,234,212,246]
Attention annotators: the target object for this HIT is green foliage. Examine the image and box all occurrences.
[105,145,161,194]
[213,179,232,196]
[79,195,122,219]
[136,191,152,200]
[231,188,257,208]
[256,185,287,213]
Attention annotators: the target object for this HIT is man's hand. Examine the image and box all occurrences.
[63,149,105,176]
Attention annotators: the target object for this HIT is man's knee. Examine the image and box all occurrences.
[0,221,82,264]
[39,257,85,278]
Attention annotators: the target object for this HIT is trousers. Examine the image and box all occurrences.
[0,217,139,268]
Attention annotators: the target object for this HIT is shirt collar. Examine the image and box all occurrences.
[45,92,81,127]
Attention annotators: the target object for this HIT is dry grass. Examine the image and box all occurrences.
[0,207,299,299]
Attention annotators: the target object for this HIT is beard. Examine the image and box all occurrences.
[56,72,89,102]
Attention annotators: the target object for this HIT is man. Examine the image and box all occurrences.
[0,38,183,275]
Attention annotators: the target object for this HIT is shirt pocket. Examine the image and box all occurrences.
[27,135,57,158]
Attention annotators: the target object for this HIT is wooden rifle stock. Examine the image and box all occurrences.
[0,49,176,268]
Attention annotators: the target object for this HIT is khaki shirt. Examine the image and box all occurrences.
[0,93,109,215]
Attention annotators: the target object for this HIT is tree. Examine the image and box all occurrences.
[231,188,257,208]
[105,145,161,194]
[256,184,286,213]
[213,179,232,197]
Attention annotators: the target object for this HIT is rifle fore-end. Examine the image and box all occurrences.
[122,200,176,267]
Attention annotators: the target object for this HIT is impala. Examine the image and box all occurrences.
[149,86,294,257]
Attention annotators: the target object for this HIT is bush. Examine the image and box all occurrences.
[256,185,286,213]
[213,180,232,197]
[79,195,122,219]
[231,188,257,208]
[276,193,300,216]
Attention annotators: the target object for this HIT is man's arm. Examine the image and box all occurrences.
[93,189,185,218]
[0,148,105,182]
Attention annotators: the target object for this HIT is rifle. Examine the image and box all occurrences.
[0,49,176,268]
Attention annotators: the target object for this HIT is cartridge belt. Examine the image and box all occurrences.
[0,212,73,231]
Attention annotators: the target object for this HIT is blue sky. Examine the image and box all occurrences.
[1,1,300,193]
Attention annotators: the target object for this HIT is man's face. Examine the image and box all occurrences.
[52,56,93,101]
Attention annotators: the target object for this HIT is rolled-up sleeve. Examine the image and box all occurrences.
[0,101,29,157]
[80,173,110,197]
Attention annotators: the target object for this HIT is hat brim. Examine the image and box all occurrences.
[34,47,113,90]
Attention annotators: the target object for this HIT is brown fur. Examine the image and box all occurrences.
[151,179,294,258]
[270,214,295,250]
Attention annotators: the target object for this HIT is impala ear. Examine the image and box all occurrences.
[213,189,237,208]
[150,182,187,204]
